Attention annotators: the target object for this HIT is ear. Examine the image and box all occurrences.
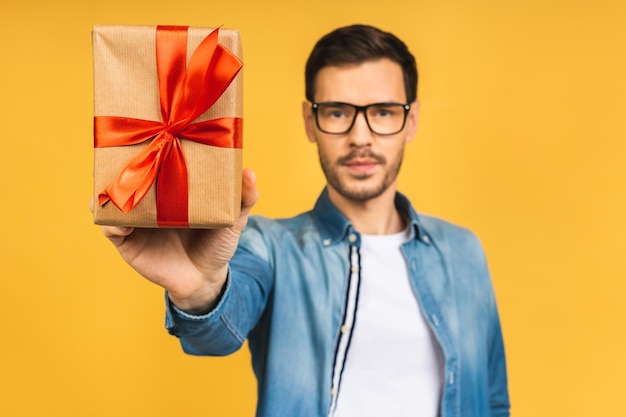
[404,99,420,143]
[302,101,317,143]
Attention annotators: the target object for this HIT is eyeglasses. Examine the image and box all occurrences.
[311,102,410,136]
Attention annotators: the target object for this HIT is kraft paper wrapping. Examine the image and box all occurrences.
[92,25,243,228]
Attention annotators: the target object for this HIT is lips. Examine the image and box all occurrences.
[345,158,378,171]
[339,152,385,175]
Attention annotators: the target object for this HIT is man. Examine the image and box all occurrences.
[102,24,510,417]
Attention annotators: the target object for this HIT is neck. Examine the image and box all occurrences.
[327,185,405,235]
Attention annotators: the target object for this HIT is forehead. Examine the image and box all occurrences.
[313,58,406,104]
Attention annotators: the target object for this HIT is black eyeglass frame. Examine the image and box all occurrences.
[311,102,411,136]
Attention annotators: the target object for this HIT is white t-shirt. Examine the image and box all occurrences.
[333,229,444,417]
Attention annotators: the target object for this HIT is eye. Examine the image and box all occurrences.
[320,105,351,119]
[370,105,401,118]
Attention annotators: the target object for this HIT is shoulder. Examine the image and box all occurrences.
[238,212,319,259]
[244,212,318,237]
[397,192,483,254]
[418,214,481,246]
[416,213,488,265]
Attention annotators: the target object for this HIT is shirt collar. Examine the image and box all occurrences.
[311,188,431,246]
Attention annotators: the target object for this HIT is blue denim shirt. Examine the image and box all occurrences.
[166,190,510,417]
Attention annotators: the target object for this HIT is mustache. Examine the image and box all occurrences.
[337,149,386,165]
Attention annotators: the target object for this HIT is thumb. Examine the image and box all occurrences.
[241,168,259,216]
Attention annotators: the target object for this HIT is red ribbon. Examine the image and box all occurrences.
[95,26,243,227]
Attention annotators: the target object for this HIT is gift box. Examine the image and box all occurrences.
[92,25,243,228]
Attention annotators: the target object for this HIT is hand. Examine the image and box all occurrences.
[98,168,259,314]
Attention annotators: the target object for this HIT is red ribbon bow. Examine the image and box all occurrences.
[94,26,243,227]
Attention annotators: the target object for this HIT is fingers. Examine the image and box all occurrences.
[241,168,259,216]
[102,225,135,246]
[102,226,134,238]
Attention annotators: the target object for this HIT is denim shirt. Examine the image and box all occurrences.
[165,190,510,417]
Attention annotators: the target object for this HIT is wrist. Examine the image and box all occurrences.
[168,267,228,315]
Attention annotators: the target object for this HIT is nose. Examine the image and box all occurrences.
[347,110,373,147]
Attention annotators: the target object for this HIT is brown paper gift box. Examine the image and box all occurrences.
[92,25,243,228]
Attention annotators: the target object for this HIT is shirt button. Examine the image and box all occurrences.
[323,239,331,246]
[341,325,349,334]
[423,235,430,244]
[348,234,357,243]
[331,387,338,396]
[350,265,359,274]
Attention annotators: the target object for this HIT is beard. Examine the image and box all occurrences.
[318,146,405,202]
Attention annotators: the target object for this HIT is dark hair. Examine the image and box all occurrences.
[305,24,418,103]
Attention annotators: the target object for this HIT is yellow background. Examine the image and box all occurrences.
[1,0,624,416]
